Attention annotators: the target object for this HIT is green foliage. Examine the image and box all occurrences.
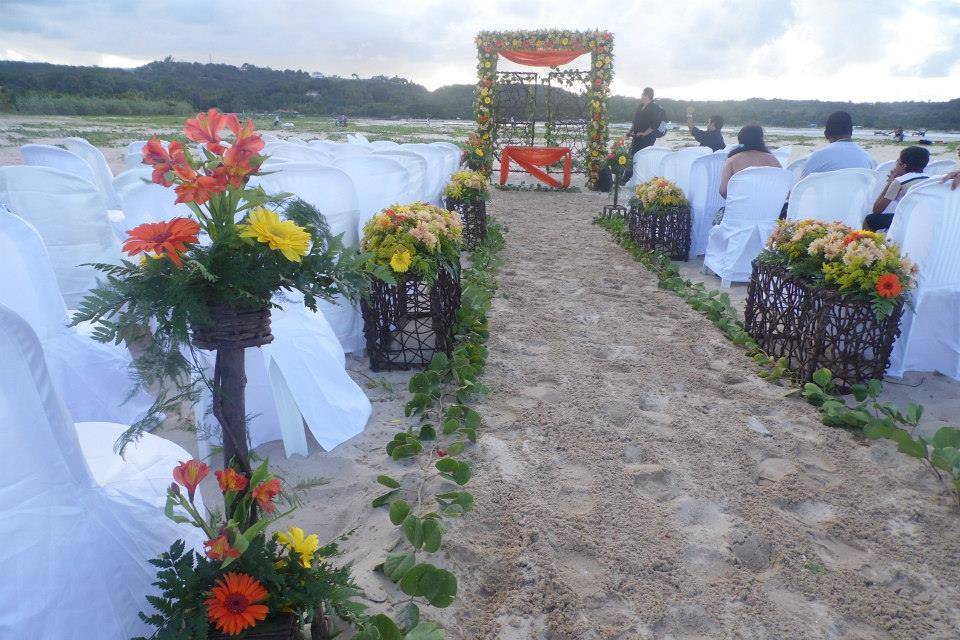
[371,219,503,632]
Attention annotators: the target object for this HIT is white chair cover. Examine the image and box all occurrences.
[124,140,152,171]
[0,304,203,640]
[334,155,409,234]
[63,137,120,208]
[348,133,371,145]
[370,140,400,150]
[786,168,881,228]
[926,160,957,176]
[886,181,960,379]
[688,150,728,256]
[400,144,448,205]
[0,165,121,307]
[20,144,96,184]
[772,146,793,168]
[263,142,333,164]
[787,156,809,181]
[323,143,373,158]
[0,209,152,425]
[876,159,897,175]
[286,136,308,146]
[372,149,429,203]
[259,132,281,143]
[113,167,153,200]
[705,166,794,286]
[662,146,712,200]
[250,164,364,353]
[119,180,193,233]
[429,142,463,175]
[625,146,672,190]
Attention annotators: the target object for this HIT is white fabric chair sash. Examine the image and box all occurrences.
[886,181,960,379]
[786,168,881,228]
[704,166,794,286]
[0,165,121,307]
[63,137,121,209]
[372,149,429,203]
[20,144,96,184]
[625,146,672,191]
[688,150,728,256]
[661,147,712,196]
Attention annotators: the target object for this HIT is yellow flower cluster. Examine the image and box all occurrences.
[362,202,463,278]
[239,207,311,262]
[275,526,321,568]
[443,170,490,203]
[632,177,688,209]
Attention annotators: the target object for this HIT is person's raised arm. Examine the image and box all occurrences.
[941,170,960,190]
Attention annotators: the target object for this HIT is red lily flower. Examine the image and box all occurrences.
[251,477,282,513]
[172,459,210,502]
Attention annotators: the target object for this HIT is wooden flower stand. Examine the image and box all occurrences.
[192,305,274,474]
[629,203,692,261]
[601,177,627,220]
[744,261,904,393]
[361,267,462,371]
[444,197,487,250]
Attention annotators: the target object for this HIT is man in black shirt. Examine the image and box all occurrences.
[629,87,664,156]
[685,106,725,151]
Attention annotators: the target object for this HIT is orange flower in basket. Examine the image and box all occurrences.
[204,534,240,561]
[171,458,209,501]
[205,572,269,636]
[251,477,282,513]
[124,217,201,268]
[216,468,249,493]
[875,273,903,298]
[184,108,238,155]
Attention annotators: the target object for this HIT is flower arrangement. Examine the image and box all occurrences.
[761,219,916,316]
[472,29,614,187]
[630,177,688,210]
[443,170,490,204]
[361,202,463,283]
[73,109,365,450]
[134,459,366,639]
[605,136,631,182]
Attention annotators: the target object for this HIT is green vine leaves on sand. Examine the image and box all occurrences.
[593,214,960,507]
[367,220,505,639]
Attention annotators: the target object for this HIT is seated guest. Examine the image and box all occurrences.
[686,107,725,151]
[801,111,875,177]
[719,125,781,198]
[864,146,930,231]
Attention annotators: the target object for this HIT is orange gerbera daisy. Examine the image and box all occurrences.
[205,572,269,636]
[251,477,282,513]
[123,218,201,268]
[875,273,903,298]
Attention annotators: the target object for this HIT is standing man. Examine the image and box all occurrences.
[801,111,875,177]
[629,87,665,155]
[685,106,725,151]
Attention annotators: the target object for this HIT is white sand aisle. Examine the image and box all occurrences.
[440,190,960,639]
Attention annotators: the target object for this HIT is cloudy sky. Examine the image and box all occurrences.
[3,0,959,102]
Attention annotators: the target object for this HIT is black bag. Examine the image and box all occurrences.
[655,105,668,138]
[594,167,613,192]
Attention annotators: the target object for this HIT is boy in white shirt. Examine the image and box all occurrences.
[801,111,875,178]
[864,146,930,231]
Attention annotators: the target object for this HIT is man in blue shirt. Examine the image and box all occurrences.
[801,111,875,178]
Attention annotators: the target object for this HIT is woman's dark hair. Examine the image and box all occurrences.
[728,125,767,157]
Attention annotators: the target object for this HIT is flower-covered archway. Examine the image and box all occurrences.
[469,29,614,189]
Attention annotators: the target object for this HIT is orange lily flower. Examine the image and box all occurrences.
[184,108,239,154]
[223,118,264,168]
[251,477,282,513]
[171,459,210,502]
[175,172,228,205]
[204,534,241,561]
[215,468,249,493]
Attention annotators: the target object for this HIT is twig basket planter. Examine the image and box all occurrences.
[444,197,487,249]
[744,261,904,393]
[361,267,462,371]
[210,613,296,640]
[629,202,692,261]
[191,305,274,472]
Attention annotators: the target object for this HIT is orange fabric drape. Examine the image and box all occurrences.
[500,146,572,189]
[498,49,588,67]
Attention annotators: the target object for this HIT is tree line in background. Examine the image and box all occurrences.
[1,58,958,130]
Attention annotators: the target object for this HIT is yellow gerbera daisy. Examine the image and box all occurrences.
[275,526,321,568]
[240,207,310,262]
[390,249,413,273]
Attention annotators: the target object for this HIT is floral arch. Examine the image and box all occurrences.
[469,29,614,189]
